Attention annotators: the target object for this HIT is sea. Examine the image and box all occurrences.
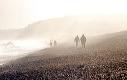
[0,40,48,66]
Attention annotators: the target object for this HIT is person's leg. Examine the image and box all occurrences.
[82,43,85,47]
[76,42,77,47]
[76,42,78,47]
[83,43,84,47]
[84,42,86,48]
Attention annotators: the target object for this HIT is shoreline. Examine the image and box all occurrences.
[0,46,48,67]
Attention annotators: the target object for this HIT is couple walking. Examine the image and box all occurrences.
[50,40,57,47]
[74,34,86,47]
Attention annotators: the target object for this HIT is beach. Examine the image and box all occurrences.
[0,41,127,80]
[0,31,127,79]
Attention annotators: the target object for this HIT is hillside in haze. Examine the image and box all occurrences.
[0,15,127,41]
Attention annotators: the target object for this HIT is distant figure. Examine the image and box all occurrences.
[50,40,52,47]
[54,40,57,46]
[74,35,79,47]
[80,34,86,48]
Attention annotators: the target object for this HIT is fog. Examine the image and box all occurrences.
[0,0,127,66]
[1,15,127,41]
[0,40,48,65]
[0,0,127,29]
[1,14,127,65]
[0,1,127,79]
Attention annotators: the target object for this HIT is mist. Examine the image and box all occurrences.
[1,15,127,42]
[0,0,127,79]
[0,14,127,66]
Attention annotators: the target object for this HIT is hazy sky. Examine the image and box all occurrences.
[0,0,127,29]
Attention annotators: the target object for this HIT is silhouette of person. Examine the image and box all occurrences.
[50,40,52,47]
[54,40,57,46]
[74,35,79,47]
[80,34,86,48]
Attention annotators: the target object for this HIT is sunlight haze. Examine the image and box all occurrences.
[0,0,127,30]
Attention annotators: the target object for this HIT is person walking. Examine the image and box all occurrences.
[74,35,79,47]
[80,34,86,48]
[54,40,57,46]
